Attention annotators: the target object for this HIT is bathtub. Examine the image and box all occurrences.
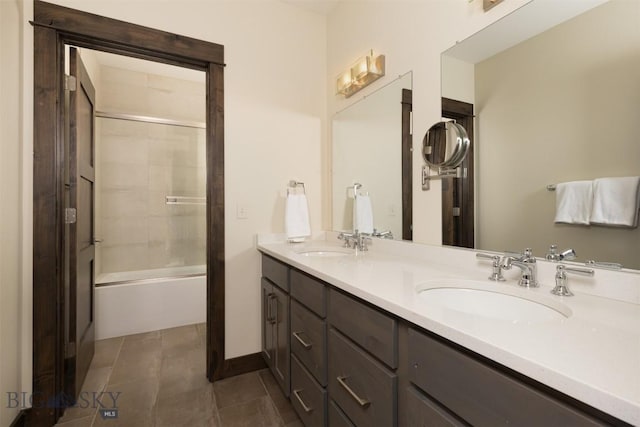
[95,265,206,340]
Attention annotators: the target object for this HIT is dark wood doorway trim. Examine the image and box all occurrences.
[31,2,261,425]
[441,97,475,248]
[401,89,413,240]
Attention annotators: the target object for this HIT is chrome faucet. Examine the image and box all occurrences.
[338,230,372,251]
[501,248,539,288]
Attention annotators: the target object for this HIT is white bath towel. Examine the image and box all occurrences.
[554,180,593,225]
[590,176,640,228]
[354,194,374,234]
[285,193,311,242]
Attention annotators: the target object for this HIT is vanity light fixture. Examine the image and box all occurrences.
[336,50,386,98]
[483,0,505,11]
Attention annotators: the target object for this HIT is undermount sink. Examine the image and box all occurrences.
[417,280,571,323]
[296,247,354,257]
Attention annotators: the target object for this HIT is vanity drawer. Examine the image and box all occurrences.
[291,269,327,317]
[291,299,327,386]
[328,328,397,427]
[405,385,465,427]
[328,289,397,369]
[329,399,355,427]
[291,354,327,427]
[408,328,605,427]
[262,254,289,291]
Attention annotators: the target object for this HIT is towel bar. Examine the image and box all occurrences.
[165,196,205,205]
[346,183,369,199]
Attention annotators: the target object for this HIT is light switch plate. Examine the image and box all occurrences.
[236,204,249,219]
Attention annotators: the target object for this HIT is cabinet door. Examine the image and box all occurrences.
[261,279,274,368]
[273,284,290,397]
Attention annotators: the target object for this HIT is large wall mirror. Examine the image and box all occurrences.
[331,0,639,271]
[332,72,412,240]
[443,0,640,270]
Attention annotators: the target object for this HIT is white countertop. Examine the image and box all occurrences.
[257,234,640,425]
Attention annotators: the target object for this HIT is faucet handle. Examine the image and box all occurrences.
[476,253,506,281]
[551,265,594,296]
[338,232,354,248]
[546,244,576,261]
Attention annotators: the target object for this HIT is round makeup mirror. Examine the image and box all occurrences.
[422,121,470,169]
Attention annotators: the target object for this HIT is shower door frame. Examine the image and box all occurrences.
[32,2,259,425]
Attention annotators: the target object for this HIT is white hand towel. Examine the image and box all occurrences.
[354,194,374,234]
[590,176,640,228]
[285,193,311,242]
[554,180,593,225]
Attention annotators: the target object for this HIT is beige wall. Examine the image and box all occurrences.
[0,3,21,424]
[441,55,475,105]
[1,0,32,424]
[475,0,640,268]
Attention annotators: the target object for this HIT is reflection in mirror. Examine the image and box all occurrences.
[332,72,412,240]
[423,121,470,169]
[442,0,640,270]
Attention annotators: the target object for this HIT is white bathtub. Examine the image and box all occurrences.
[95,266,206,340]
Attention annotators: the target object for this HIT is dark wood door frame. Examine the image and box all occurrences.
[32,2,262,425]
[441,97,475,248]
[401,89,413,241]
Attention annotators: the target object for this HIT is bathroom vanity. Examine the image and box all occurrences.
[258,234,639,426]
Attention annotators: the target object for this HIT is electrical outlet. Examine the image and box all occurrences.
[236,204,249,219]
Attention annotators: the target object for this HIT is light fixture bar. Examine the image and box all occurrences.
[336,50,386,98]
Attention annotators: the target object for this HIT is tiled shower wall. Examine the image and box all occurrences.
[95,66,206,277]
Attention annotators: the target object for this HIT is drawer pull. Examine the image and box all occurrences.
[266,293,273,323]
[293,389,313,413]
[268,294,277,324]
[292,331,313,349]
[337,376,370,408]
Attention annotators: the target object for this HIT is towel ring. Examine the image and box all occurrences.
[346,183,363,199]
[288,180,306,195]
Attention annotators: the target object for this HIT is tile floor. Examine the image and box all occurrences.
[54,324,301,427]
